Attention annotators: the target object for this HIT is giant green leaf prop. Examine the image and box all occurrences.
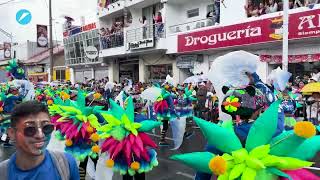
[289,136,320,161]
[171,152,214,174]
[194,117,242,154]
[171,101,318,180]
[97,97,161,140]
[246,101,280,151]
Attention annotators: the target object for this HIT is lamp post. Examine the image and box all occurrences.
[282,0,289,72]
[49,0,54,82]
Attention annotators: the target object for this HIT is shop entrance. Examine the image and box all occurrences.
[119,59,139,83]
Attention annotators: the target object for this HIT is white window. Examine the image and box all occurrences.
[187,8,199,18]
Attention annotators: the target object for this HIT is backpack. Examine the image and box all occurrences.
[0,150,70,180]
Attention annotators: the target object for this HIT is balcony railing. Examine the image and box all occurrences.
[168,18,215,34]
[100,31,124,49]
[126,23,166,43]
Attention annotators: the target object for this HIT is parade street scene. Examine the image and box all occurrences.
[0,0,320,180]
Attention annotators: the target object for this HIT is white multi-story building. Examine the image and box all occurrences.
[97,0,320,84]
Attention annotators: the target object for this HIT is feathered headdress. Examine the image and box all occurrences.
[98,97,161,176]
[5,59,26,80]
[171,101,319,180]
[49,90,103,161]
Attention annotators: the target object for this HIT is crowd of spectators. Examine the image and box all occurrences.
[99,21,124,49]
[245,0,320,17]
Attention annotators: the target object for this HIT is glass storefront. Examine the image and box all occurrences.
[63,29,100,65]
[269,62,320,83]
[147,64,172,83]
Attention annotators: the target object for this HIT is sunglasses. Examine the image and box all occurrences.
[17,124,54,137]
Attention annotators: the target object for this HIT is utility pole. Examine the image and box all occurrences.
[49,0,54,81]
[282,0,289,72]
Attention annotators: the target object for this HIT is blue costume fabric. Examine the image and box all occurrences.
[174,95,193,118]
[252,72,275,106]
[4,94,23,113]
[134,113,148,123]
[7,150,79,180]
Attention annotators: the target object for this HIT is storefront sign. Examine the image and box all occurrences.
[260,53,320,63]
[63,22,97,37]
[127,38,154,50]
[85,46,99,59]
[176,55,197,68]
[178,9,320,53]
[37,25,48,48]
[3,42,11,59]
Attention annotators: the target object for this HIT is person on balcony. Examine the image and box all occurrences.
[153,12,163,38]
[105,28,111,48]
[214,0,223,25]
[100,28,107,49]
[139,16,148,39]
[258,2,266,16]
[244,0,254,17]
[266,0,278,14]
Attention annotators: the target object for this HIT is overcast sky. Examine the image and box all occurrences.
[0,0,97,44]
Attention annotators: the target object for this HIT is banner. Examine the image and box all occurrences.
[3,42,11,59]
[37,24,48,48]
[260,53,320,63]
[178,9,320,53]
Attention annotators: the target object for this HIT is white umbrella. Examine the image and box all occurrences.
[163,75,176,86]
[141,87,162,102]
[183,75,201,84]
[268,67,292,91]
[208,50,258,89]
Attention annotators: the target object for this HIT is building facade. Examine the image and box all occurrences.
[63,22,108,83]
[96,0,320,84]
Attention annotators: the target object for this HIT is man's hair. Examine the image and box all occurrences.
[11,101,49,127]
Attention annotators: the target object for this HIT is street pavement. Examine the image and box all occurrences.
[1,126,319,180]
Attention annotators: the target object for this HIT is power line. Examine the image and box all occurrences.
[0,0,15,6]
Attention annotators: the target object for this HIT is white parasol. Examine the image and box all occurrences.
[268,67,292,91]
[140,87,162,102]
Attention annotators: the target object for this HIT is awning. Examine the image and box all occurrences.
[28,72,48,76]
[260,53,320,64]
[24,46,64,64]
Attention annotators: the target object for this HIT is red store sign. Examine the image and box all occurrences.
[178,9,320,53]
[260,54,320,63]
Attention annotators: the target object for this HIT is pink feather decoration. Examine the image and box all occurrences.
[101,138,116,152]
[141,148,150,162]
[132,145,141,158]
[124,140,132,165]
[139,132,157,148]
[280,169,320,180]
[112,141,125,159]
[129,134,135,145]
[108,143,118,157]
[135,135,144,152]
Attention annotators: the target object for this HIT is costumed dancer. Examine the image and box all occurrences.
[97,97,160,180]
[154,75,177,146]
[205,90,219,123]
[194,51,280,179]
[171,101,320,180]
[49,90,103,180]
[268,67,298,130]
[171,85,197,150]
[277,89,298,130]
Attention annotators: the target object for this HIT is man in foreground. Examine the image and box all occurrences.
[0,101,79,180]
